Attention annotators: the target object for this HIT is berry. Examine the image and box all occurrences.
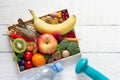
[62,10,69,20]
[62,12,65,16]
[24,51,33,60]
[19,65,25,71]
[62,16,66,20]
[57,36,63,43]
[18,58,22,64]
[21,59,25,65]
[62,10,67,13]
[18,58,25,65]
[25,60,33,69]
[52,32,63,43]
[68,31,75,38]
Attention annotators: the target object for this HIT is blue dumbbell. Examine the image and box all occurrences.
[75,58,109,80]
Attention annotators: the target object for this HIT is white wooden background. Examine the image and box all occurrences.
[0,0,120,80]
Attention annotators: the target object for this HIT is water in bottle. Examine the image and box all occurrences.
[21,62,63,80]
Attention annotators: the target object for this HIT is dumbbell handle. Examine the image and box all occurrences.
[84,66,109,80]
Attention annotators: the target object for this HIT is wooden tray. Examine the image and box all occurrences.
[8,9,81,73]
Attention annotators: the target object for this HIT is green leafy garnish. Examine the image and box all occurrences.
[17,53,24,58]
[56,45,62,52]
[44,55,51,62]
[13,53,24,62]
[59,40,69,50]
[67,42,80,55]
[13,55,18,62]
[56,40,80,55]
[56,40,69,52]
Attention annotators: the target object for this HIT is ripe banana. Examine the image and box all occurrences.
[29,10,76,35]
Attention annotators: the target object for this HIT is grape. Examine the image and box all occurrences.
[20,65,25,71]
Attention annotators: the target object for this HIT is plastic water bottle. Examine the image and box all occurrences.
[21,62,63,80]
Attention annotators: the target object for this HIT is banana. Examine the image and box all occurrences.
[29,10,76,35]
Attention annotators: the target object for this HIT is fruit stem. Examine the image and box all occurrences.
[29,9,38,19]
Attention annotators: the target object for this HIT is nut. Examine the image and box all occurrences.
[49,13,58,18]
[33,48,38,54]
[62,50,70,58]
[54,51,62,60]
[45,16,53,24]
[58,18,64,23]
[53,18,59,24]
[26,42,37,53]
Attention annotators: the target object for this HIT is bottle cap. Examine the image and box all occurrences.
[54,62,63,72]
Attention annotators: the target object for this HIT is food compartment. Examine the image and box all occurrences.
[8,9,80,72]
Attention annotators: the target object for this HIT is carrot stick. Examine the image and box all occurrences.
[63,38,79,42]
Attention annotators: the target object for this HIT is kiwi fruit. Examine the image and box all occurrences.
[12,38,27,53]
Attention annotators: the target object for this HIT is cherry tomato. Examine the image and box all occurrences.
[24,60,33,69]
[24,51,33,60]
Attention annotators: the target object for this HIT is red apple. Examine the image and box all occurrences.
[37,34,58,54]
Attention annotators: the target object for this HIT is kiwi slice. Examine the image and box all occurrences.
[12,38,27,54]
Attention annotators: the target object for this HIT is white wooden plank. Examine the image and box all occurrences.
[1,25,120,53]
[76,26,120,53]
[1,0,120,80]
[0,0,81,25]
[0,52,81,80]
[0,53,120,80]
[0,0,120,25]
[0,25,12,52]
[0,53,20,80]
[82,53,120,80]
[77,0,120,25]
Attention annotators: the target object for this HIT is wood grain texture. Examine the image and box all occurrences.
[0,53,20,80]
[0,0,120,80]
[0,53,120,80]
[82,53,120,80]
[0,0,120,25]
[1,25,120,53]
